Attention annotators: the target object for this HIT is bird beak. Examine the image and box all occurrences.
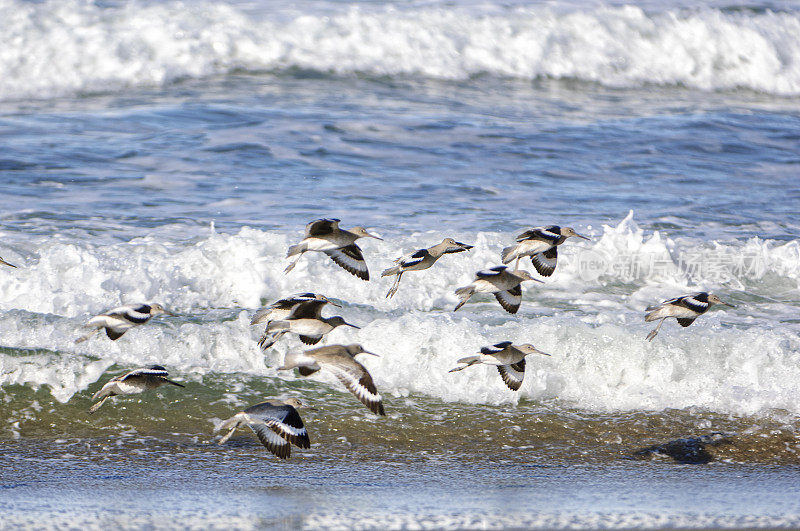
[457,242,474,250]
[0,258,17,268]
[164,310,177,317]
[345,322,361,329]
[360,350,380,357]
[721,301,736,308]
[575,233,590,241]
[367,232,383,241]
[326,299,342,308]
[529,278,545,283]
[535,349,552,357]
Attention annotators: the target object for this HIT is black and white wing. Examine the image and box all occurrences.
[249,424,293,459]
[443,242,473,254]
[480,341,513,356]
[476,266,508,278]
[245,401,311,450]
[287,300,328,320]
[400,249,428,268]
[516,226,561,244]
[105,304,152,324]
[321,358,385,416]
[677,293,710,314]
[325,244,370,280]
[305,218,340,237]
[497,359,526,391]
[494,285,523,314]
[676,317,697,327]
[531,247,558,277]
[119,365,170,381]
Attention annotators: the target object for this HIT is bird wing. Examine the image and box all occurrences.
[400,249,428,268]
[530,247,558,277]
[324,244,369,281]
[287,300,328,320]
[443,242,473,254]
[105,328,127,340]
[677,317,697,327]
[244,402,310,449]
[120,366,170,380]
[104,305,152,324]
[320,357,385,416]
[494,285,522,314]
[299,335,323,345]
[476,266,507,278]
[249,424,292,459]
[677,294,710,314]
[497,359,526,391]
[481,341,513,355]
[516,226,561,243]
[305,218,340,237]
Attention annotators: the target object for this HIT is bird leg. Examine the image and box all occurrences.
[75,327,101,345]
[386,272,403,298]
[258,331,285,350]
[646,318,666,342]
[88,396,110,414]
[284,254,303,274]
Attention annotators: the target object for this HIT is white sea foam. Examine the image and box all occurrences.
[0,214,799,415]
[2,0,800,100]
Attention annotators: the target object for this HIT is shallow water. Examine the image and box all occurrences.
[2,0,800,528]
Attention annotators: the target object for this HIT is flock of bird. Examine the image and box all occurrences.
[1,219,736,459]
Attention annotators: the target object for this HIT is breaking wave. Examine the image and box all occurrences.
[2,0,800,100]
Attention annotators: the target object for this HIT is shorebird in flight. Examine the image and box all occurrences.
[285,218,382,280]
[89,365,184,413]
[279,344,385,415]
[75,303,173,343]
[449,342,551,391]
[258,299,359,350]
[645,292,735,341]
[216,398,311,459]
[382,238,473,298]
[251,293,339,338]
[454,266,541,314]
[501,225,589,276]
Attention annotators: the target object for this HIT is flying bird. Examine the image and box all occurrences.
[454,266,541,314]
[216,398,311,459]
[278,344,385,415]
[251,292,340,326]
[645,292,735,341]
[501,225,589,276]
[449,341,551,391]
[75,303,172,343]
[382,238,473,298]
[285,218,382,280]
[89,365,184,413]
[258,299,359,350]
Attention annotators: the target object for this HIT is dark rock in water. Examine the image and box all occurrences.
[631,433,733,464]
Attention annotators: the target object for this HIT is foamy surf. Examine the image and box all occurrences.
[1,214,799,420]
[2,0,800,101]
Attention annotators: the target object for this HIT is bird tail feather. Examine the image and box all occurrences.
[453,286,475,312]
[501,245,517,264]
[449,355,481,372]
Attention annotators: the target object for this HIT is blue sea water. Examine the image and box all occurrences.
[1,0,800,528]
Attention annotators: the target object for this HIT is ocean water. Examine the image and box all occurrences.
[2,0,800,528]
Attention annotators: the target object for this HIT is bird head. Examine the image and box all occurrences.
[329,316,360,329]
[562,227,590,240]
[350,227,383,240]
[517,343,552,357]
[707,294,735,308]
[344,344,379,357]
[149,303,174,316]
[513,270,544,283]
